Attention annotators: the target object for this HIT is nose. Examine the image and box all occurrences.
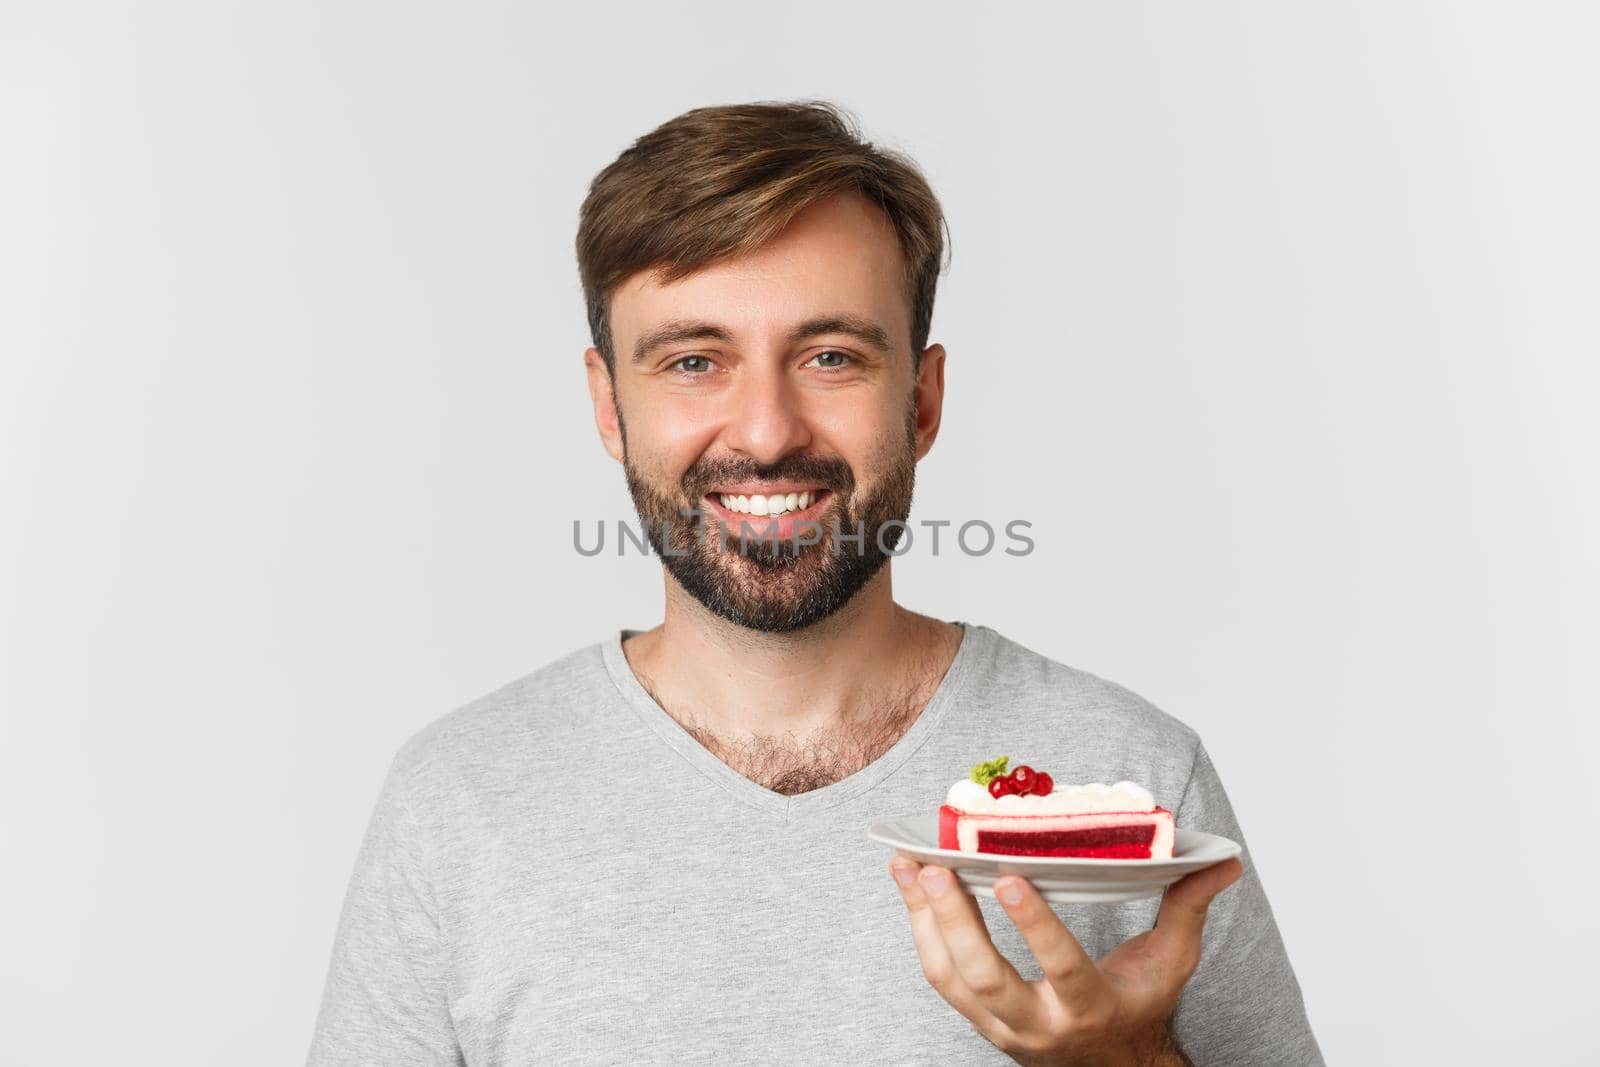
[719,363,812,465]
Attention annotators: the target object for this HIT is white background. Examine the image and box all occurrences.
[4,2,1596,1063]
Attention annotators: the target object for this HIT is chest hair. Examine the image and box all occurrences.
[636,661,944,796]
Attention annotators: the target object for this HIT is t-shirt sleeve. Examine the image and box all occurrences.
[307,752,464,1066]
[1168,741,1324,1066]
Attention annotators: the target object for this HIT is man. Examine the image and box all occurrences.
[308,100,1322,1065]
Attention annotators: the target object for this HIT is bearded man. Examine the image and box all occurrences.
[308,100,1323,1066]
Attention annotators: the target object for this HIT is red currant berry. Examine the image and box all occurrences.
[1010,765,1036,793]
[1033,771,1053,797]
[988,776,1016,799]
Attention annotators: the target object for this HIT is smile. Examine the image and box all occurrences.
[709,488,828,517]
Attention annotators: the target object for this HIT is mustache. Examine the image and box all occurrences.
[681,455,855,499]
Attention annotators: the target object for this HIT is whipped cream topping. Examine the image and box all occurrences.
[945,777,1157,815]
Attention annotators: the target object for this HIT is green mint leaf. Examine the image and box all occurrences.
[969,755,1010,786]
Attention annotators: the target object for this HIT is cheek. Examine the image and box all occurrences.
[810,390,907,458]
[623,397,722,474]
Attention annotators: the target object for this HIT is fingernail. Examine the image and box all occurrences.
[920,867,950,898]
[996,878,1024,906]
[891,863,917,888]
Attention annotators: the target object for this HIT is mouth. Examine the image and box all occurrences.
[707,486,828,517]
[701,487,835,540]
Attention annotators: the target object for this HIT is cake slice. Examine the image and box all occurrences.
[937,756,1175,859]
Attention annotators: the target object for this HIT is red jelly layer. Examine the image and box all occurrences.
[976,824,1155,858]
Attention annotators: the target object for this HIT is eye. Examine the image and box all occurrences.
[808,350,853,369]
[671,354,714,374]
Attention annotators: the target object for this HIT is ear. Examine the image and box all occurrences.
[911,342,946,462]
[584,347,626,463]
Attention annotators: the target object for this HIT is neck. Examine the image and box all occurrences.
[622,566,962,742]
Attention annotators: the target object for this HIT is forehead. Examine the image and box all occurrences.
[609,192,910,351]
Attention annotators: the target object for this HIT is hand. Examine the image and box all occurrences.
[887,854,1243,1066]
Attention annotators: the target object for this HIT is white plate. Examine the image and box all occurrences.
[867,814,1242,904]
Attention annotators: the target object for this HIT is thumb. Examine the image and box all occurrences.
[1147,857,1244,971]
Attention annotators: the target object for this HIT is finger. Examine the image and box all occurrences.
[992,874,1106,1014]
[1147,857,1244,973]
[888,859,1008,1034]
[915,864,1043,1029]
[889,857,957,984]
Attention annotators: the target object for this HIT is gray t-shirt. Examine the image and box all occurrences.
[307,621,1323,1065]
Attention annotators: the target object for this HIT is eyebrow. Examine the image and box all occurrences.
[631,314,894,365]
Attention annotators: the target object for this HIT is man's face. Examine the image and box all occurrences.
[585,192,945,633]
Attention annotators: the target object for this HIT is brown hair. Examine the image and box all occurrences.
[576,99,948,376]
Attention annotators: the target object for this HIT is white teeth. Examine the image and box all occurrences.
[716,490,823,516]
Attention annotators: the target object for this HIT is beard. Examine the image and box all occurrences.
[621,413,917,634]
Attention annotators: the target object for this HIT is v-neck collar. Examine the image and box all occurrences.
[598,620,987,822]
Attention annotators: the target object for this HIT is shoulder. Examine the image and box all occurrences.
[382,640,614,802]
[966,622,1203,770]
